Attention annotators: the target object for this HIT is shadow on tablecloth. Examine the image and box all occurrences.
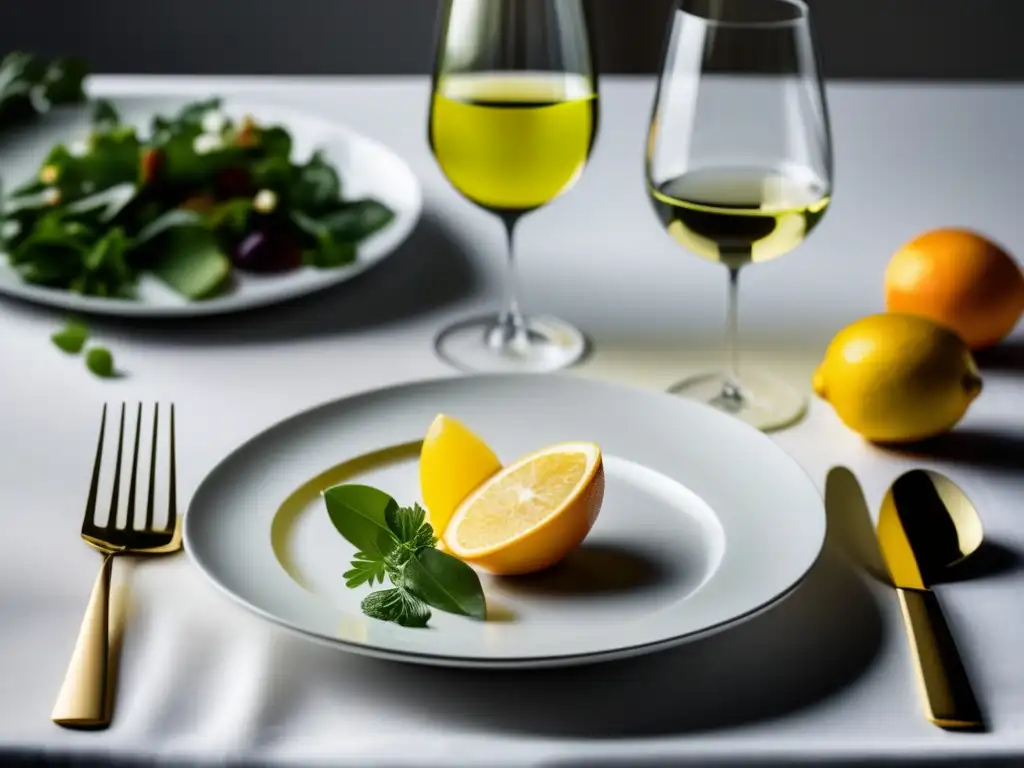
[0,204,484,345]
[261,517,890,739]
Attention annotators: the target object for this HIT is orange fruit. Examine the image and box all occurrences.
[884,228,1024,350]
[443,442,605,576]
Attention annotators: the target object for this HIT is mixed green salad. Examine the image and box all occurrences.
[0,57,396,301]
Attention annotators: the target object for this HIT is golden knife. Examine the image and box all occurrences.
[877,469,983,730]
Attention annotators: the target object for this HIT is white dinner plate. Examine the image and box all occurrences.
[184,374,826,669]
[0,97,422,317]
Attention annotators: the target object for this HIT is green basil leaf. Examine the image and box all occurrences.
[361,587,431,628]
[404,548,486,621]
[323,484,399,559]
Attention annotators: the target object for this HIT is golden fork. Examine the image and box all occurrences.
[52,403,182,729]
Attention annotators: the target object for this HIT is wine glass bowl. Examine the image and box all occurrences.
[429,0,600,373]
[646,0,834,430]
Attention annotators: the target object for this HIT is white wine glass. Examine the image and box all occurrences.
[647,0,833,430]
[429,0,599,373]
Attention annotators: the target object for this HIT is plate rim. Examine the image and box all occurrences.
[183,373,827,669]
[0,96,423,318]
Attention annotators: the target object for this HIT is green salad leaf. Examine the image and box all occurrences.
[51,319,89,353]
[91,99,120,131]
[0,52,87,129]
[85,346,115,378]
[146,226,231,300]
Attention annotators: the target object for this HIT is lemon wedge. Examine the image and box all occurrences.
[443,441,604,575]
[419,414,502,538]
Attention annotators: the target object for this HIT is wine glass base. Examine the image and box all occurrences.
[434,313,587,374]
[668,370,808,432]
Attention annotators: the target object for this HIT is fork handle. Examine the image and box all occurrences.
[52,552,115,728]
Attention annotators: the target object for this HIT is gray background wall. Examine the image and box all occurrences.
[0,0,1022,80]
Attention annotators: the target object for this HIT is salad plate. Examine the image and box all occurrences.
[0,96,421,317]
[184,374,827,669]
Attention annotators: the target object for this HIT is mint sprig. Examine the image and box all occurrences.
[362,587,431,629]
[324,484,486,628]
[343,551,388,589]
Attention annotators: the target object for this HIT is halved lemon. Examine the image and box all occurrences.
[443,442,605,575]
[419,414,502,538]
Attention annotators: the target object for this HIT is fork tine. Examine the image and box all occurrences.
[166,404,177,533]
[125,404,143,531]
[146,404,158,531]
[81,405,108,535]
[104,404,127,531]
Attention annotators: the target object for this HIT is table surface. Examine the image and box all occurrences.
[2,75,1023,767]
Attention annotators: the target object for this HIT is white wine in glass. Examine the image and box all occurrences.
[647,0,834,431]
[429,0,599,373]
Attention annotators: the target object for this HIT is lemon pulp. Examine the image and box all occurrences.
[452,449,590,552]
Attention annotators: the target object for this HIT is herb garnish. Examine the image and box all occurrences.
[324,484,486,628]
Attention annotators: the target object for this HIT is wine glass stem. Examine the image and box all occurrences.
[488,215,529,351]
[723,265,743,402]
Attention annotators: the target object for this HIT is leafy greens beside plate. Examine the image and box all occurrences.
[0,96,397,301]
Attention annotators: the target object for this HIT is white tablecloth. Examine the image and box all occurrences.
[2,76,1023,766]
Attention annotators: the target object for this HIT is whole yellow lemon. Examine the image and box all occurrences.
[813,314,983,443]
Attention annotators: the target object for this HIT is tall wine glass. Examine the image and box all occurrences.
[429,0,599,373]
[647,0,833,430]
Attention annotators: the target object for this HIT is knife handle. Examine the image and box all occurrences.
[897,588,983,730]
